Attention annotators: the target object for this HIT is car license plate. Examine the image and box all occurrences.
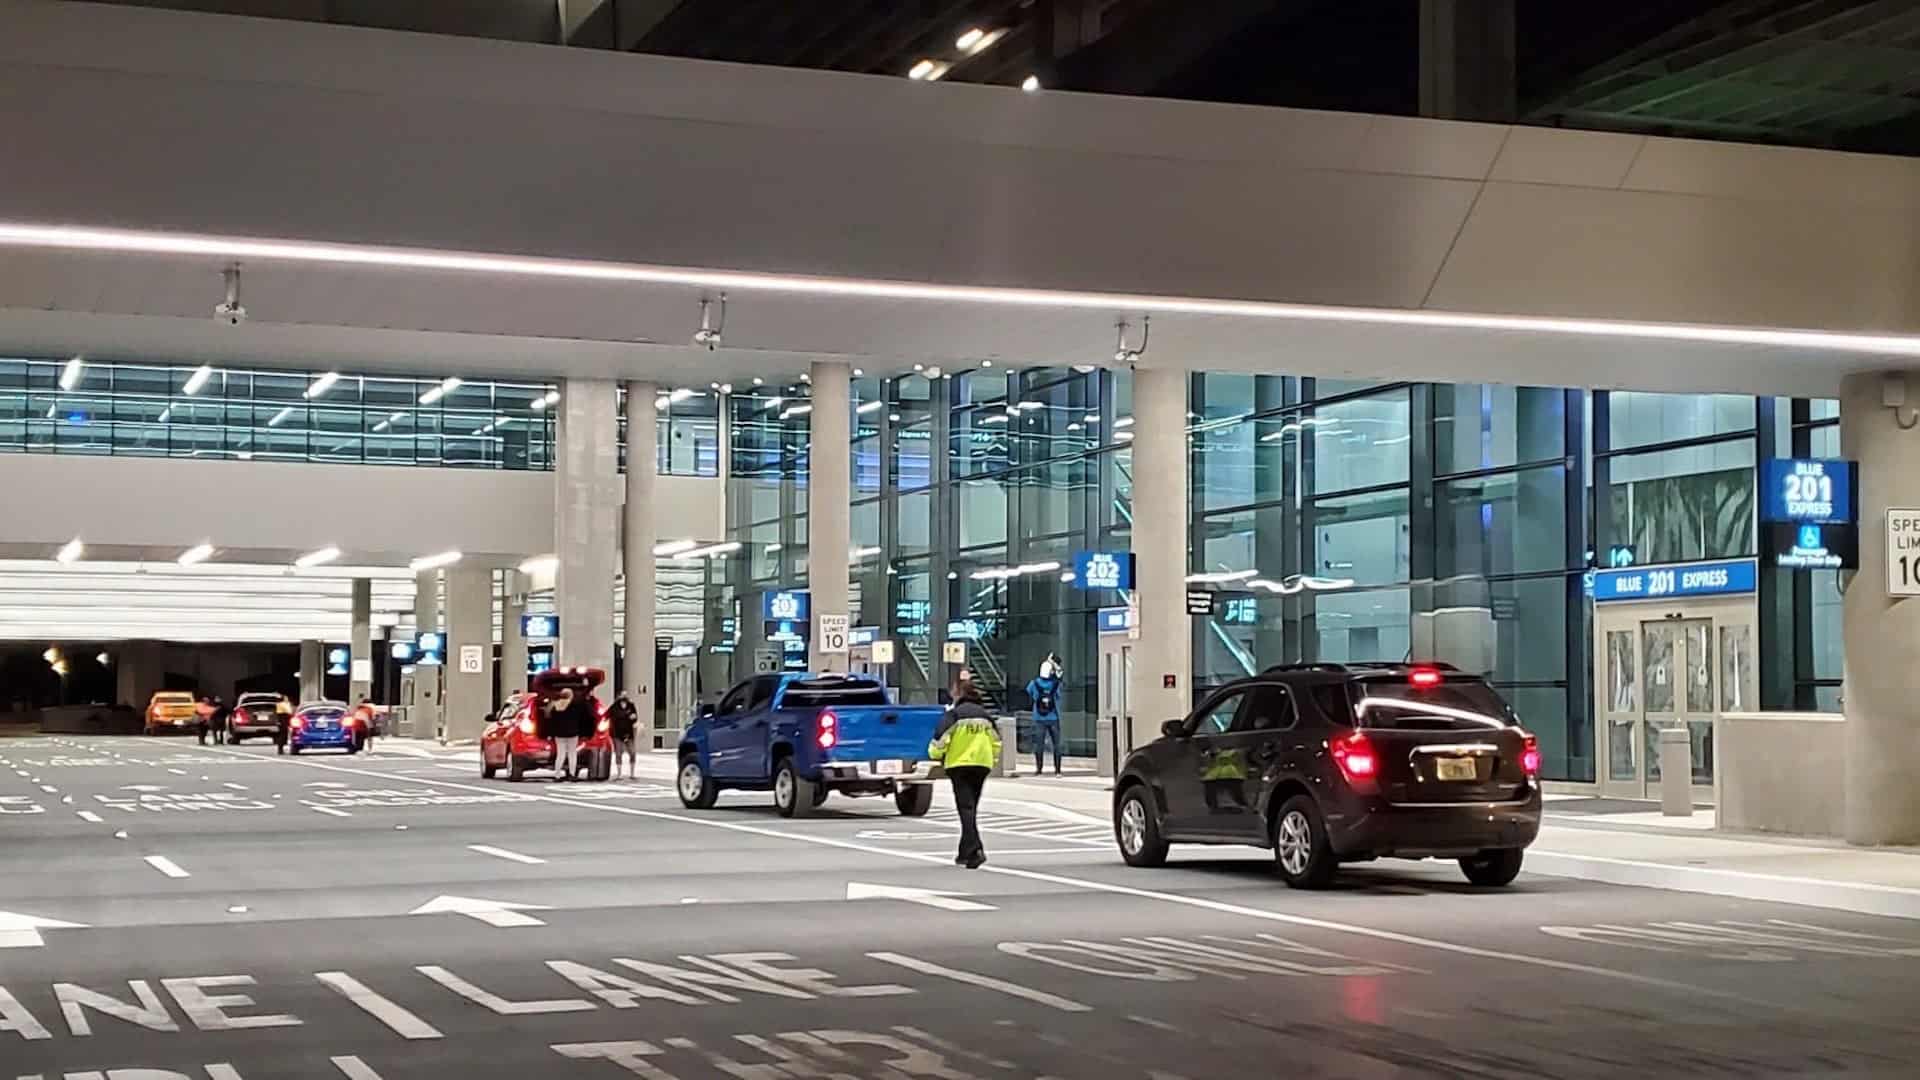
[872,760,904,776]
[1435,757,1476,782]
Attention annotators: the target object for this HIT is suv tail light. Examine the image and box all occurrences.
[816,709,838,750]
[1519,732,1541,778]
[1408,666,1443,688]
[1330,731,1378,794]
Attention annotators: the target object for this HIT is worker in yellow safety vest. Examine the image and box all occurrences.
[928,669,1002,869]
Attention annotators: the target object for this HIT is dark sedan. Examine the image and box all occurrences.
[1113,663,1542,889]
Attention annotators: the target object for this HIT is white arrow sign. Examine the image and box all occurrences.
[409,895,550,928]
[846,882,996,912]
[0,910,86,949]
[120,784,167,793]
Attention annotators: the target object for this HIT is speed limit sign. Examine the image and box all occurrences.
[817,613,850,655]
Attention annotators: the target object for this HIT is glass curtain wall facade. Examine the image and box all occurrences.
[725,363,1844,784]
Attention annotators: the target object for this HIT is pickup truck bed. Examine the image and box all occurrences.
[677,673,947,818]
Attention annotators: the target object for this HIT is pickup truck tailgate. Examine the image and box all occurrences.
[822,705,946,763]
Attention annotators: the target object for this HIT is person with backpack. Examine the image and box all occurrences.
[1024,654,1065,776]
[608,692,640,780]
[928,669,1002,870]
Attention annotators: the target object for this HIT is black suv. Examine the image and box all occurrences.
[1112,663,1542,889]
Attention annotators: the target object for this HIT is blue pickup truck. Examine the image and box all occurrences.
[677,672,947,818]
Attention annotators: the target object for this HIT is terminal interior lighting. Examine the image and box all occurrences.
[418,377,462,405]
[304,371,341,399]
[653,539,698,556]
[518,554,558,574]
[59,357,84,391]
[530,389,561,411]
[177,543,214,566]
[294,546,341,569]
[1022,75,1041,93]
[183,364,213,395]
[408,550,462,572]
[55,538,83,565]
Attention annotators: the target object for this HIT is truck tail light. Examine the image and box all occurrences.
[1330,731,1378,794]
[817,709,838,750]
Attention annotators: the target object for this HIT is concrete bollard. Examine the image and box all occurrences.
[995,716,1019,778]
[1658,725,1693,816]
[1096,716,1117,778]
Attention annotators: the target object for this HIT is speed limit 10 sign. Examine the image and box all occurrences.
[1889,509,1920,596]
[817,613,850,654]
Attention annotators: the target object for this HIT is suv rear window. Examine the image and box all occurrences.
[1348,676,1517,731]
[779,678,889,708]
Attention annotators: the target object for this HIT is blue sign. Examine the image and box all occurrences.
[1760,458,1855,524]
[1072,551,1135,591]
[1592,559,1757,603]
[849,626,878,647]
[390,641,415,662]
[764,590,809,622]
[521,613,558,639]
[326,647,350,677]
[1767,521,1857,571]
[1096,607,1134,635]
[415,631,446,666]
[528,645,554,676]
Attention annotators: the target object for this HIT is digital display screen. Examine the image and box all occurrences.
[1766,522,1857,571]
[1072,551,1135,590]
[1760,458,1855,524]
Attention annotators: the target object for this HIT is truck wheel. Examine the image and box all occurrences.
[774,759,819,819]
[678,754,718,809]
[894,784,934,816]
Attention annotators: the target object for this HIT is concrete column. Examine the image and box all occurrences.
[1128,366,1191,748]
[556,378,621,671]
[349,578,373,703]
[622,380,659,727]
[411,568,444,735]
[500,570,528,704]
[298,639,323,704]
[808,361,852,673]
[1841,372,1920,844]
[442,564,494,743]
[1419,0,1516,123]
[414,570,441,633]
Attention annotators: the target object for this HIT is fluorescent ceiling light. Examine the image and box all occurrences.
[676,541,742,560]
[55,538,83,565]
[530,389,560,411]
[1115,417,1135,428]
[11,222,1920,359]
[267,406,295,427]
[418,377,462,405]
[857,400,883,414]
[293,546,341,569]
[653,539,699,556]
[408,550,462,572]
[1022,75,1041,93]
[1116,431,1134,441]
[59,357,83,391]
[304,371,341,399]
[668,387,696,404]
[981,414,1008,425]
[183,364,213,395]
[518,554,558,574]
[1017,400,1044,411]
[781,404,813,419]
[1186,569,1257,584]
[43,404,55,419]
[176,543,214,567]
[907,59,950,81]
[157,406,172,423]
[850,546,882,560]
[956,27,985,51]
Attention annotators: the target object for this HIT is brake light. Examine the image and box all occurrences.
[291,714,305,729]
[1330,731,1378,793]
[1519,732,1541,777]
[518,716,535,735]
[1408,667,1443,688]
[816,709,838,750]
[596,718,610,734]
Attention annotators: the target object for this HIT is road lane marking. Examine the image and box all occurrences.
[38,784,57,793]
[410,894,549,928]
[76,811,103,823]
[222,782,249,791]
[144,855,190,879]
[847,882,995,911]
[206,746,1749,1001]
[315,971,444,1040]
[167,768,187,775]
[0,910,87,949]
[469,844,547,865]
[310,806,354,818]
[332,1055,389,1080]
[867,952,1088,1012]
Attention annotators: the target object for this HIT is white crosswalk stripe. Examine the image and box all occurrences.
[928,808,1110,844]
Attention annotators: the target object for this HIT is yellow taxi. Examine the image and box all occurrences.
[145,691,199,735]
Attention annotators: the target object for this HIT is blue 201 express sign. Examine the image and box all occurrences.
[1592,558,1757,603]
[1760,458,1855,524]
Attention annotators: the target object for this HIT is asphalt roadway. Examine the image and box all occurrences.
[2,734,1918,1079]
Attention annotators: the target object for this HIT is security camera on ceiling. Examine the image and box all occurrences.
[214,263,247,327]
[692,293,726,351]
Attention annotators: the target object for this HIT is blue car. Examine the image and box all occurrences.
[286,701,362,755]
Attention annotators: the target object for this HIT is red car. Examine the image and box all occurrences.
[480,666,614,782]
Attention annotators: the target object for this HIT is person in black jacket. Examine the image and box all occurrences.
[608,693,640,780]
[548,687,585,781]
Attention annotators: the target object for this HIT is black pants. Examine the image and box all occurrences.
[1032,721,1062,773]
[947,766,990,865]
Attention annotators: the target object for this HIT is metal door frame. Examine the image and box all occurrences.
[1594,593,1757,802]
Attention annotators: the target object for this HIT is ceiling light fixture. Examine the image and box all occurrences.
[12,223,1918,360]
[55,538,83,565]
[304,371,341,399]
[752,377,764,386]
[59,356,84,391]
[956,27,985,51]
[653,539,699,556]
[408,550,463,572]
[183,364,214,395]
[1022,75,1041,93]
[293,546,341,569]
[908,59,950,81]
[418,376,462,405]
[518,554,558,575]
[676,541,742,560]
[267,406,295,427]
[156,406,172,423]
[857,400,883,414]
[176,543,214,567]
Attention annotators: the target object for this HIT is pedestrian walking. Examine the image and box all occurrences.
[550,687,585,781]
[194,695,214,745]
[928,670,1001,869]
[608,692,640,780]
[208,696,231,746]
[352,696,376,755]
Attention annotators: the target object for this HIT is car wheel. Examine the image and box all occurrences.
[508,756,525,782]
[1115,785,1170,868]
[1272,795,1337,889]
[482,759,497,779]
[774,759,818,819]
[289,745,301,756]
[1459,848,1525,887]
[894,784,933,817]
[677,755,718,809]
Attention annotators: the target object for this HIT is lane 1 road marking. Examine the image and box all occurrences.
[144,855,191,879]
